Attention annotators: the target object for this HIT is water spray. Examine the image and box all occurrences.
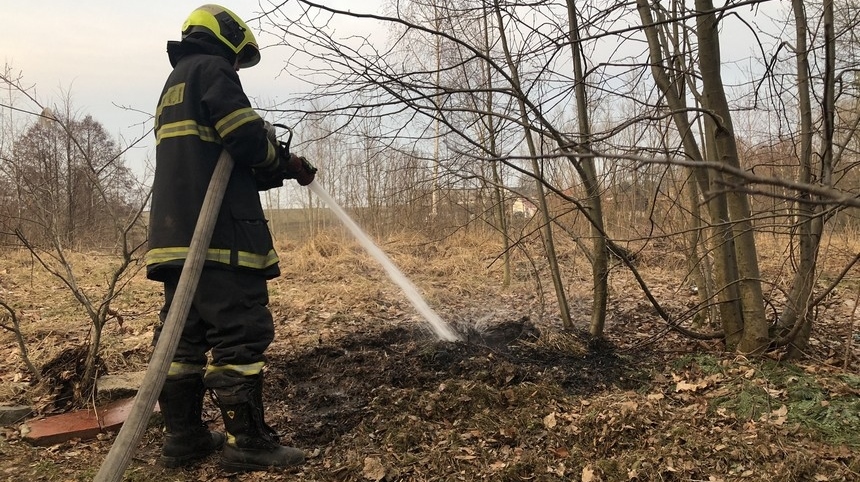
[307,181,460,342]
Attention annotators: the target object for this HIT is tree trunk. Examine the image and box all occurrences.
[679,143,714,327]
[492,163,511,287]
[703,120,745,348]
[481,5,511,288]
[637,0,745,346]
[493,0,572,328]
[80,318,103,404]
[780,0,833,357]
[567,0,608,336]
[696,0,768,354]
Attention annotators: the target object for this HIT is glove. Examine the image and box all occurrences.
[282,153,317,186]
[256,121,318,187]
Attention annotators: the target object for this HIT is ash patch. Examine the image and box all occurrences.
[265,319,641,448]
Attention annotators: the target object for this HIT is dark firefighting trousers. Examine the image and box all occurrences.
[152,267,275,376]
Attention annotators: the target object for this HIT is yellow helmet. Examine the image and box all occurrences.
[182,4,261,68]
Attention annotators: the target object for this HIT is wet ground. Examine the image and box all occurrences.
[267,318,642,450]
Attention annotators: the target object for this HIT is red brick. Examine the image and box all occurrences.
[22,398,160,446]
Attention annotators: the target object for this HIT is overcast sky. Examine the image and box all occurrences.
[0,1,384,179]
[2,1,787,181]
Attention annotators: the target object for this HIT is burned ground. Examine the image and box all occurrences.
[269,320,642,451]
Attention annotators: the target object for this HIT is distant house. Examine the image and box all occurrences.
[511,196,538,218]
[508,183,540,219]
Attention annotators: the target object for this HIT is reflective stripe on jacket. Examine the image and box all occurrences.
[146,39,280,281]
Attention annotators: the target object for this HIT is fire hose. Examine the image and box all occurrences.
[94,150,234,482]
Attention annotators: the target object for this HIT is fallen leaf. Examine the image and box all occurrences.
[765,387,786,398]
[582,464,595,482]
[543,412,557,429]
[764,404,788,425]
[619,401,639,414]
[362,457,386,481]
[676,379,708,392]
[454,455,477,461]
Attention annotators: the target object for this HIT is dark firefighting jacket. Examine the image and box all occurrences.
[146,37,281,281]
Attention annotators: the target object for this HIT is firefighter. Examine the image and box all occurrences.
[146,4,315,472]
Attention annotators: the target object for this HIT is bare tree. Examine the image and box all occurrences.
[0,301,41,382]
[566,0,609,335]
[491,0,572,328]
[0,72,150,407]
[255,0,859,355]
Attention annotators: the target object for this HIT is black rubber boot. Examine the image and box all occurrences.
[158,375,226,468]
[250,371,282,441]
[206,370,304,472]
